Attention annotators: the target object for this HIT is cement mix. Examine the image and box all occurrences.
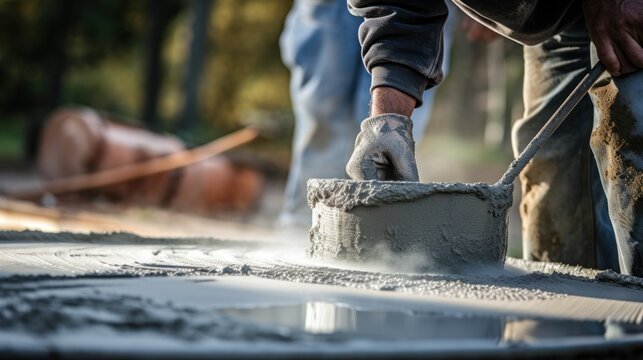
[307,179,513,272]
[1,230,642,305]
[1,231,643,358]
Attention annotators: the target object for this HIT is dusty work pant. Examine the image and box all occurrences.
[514,20,643,275]
[278,0,454,228]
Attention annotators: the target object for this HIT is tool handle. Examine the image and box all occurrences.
[498,62,605,186]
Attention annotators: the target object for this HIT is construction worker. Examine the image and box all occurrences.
[345,0,643,276]
[277,0,456,232]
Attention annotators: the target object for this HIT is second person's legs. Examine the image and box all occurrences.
[512,21,618,269]
[589,67,643,276]
[278,0,364,229]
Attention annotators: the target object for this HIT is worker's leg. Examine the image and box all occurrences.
[512,21,618,269]
[278,0,363,229]
[589,67,643,276]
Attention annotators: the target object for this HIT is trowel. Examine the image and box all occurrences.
[307,63,606,272]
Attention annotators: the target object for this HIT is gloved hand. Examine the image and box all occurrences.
[346,113,419,181]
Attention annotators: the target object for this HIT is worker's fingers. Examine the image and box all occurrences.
[346,145,382,180]
[583,0,643,75]
[348,114,417,181]
[594,37,621,76]
[349,160,378,181]
[381,132,419,182]
[346,142,418,182]
[613,42,637,75]
[347,147,408,181]
[346,140,367,180]
[617,32,643,72]
[387,146,419,182]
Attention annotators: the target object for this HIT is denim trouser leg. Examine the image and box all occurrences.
[589,68,643,276]
[512,22,618,269]
[278,0,453,229]
[278,0,364,227]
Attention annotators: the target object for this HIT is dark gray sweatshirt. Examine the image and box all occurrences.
[347,0,583,105]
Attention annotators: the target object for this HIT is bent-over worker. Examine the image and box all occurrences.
[345,0,643,276]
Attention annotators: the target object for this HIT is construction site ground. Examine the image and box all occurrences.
[1,159,642,359]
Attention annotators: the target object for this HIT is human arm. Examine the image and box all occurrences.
[345,1,448,181]
[347,87,417,181]
[348,0,448,107]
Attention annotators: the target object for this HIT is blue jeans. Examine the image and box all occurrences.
[514,20,642,275]
[278,0,454,228]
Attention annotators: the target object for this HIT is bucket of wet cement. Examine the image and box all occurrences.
[307,179,513,272]
[306,65,607,273]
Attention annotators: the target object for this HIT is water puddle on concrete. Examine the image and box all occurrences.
[218,302,643,344]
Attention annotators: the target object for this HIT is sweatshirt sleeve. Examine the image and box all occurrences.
[347,0,448,107]
[454,0,582,46]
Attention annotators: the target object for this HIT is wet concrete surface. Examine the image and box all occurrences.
[219,301,643,342]
[1,230,643,359]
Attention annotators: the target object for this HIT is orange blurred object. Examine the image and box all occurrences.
[37,107,263,213]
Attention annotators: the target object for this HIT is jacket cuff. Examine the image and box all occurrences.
[371,64,430,107]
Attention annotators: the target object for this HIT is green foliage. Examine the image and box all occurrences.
[0,0,144,115]
[0,0,294,155]
[0,118,25,160]
[201,0,293,130]
[65,53,144,118]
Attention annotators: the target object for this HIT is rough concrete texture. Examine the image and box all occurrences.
[1,230,642,303]
[2,231,643,358]
[307,179,513,272]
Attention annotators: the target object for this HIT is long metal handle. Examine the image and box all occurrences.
[498,62,605,185]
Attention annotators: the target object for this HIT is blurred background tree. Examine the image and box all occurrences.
[0,0,147,158]
[0,0,522,177]
[0,0,525,255]
[0,0,293,160]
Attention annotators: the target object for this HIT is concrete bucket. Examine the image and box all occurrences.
[307,63,605,272]
[308,179,513,272]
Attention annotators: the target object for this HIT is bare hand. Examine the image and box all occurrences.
[583,0,643,76]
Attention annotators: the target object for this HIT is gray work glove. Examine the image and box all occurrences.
[346,113,419,181]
